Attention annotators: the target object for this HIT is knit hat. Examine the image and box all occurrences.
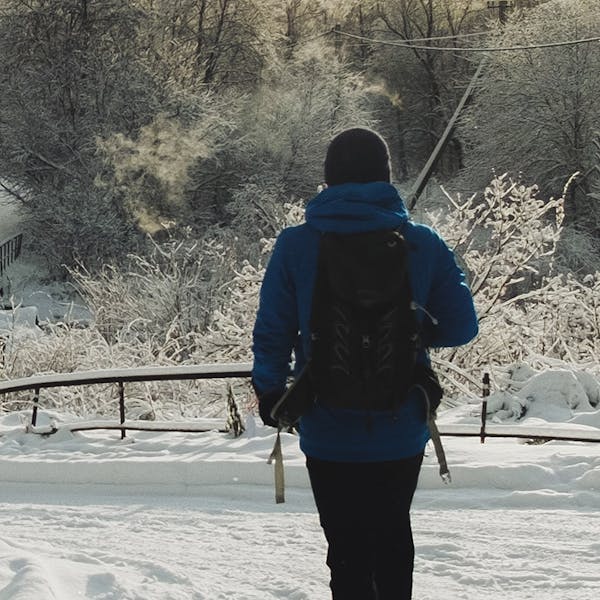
[324,128,391,186]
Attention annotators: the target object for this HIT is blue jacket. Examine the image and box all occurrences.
[252,182,478,461]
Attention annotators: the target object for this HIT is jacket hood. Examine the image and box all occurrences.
[305,182,409,234]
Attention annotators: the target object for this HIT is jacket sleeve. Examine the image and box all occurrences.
[425,232,478,348]
[251,230,299,397]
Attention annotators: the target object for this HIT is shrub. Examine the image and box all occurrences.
[3,176,599,416]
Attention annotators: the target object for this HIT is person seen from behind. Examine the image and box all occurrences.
[252,127,478,599]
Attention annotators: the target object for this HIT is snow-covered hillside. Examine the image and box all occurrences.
[1,366,599,600]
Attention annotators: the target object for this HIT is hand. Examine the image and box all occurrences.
[257,389,284,428]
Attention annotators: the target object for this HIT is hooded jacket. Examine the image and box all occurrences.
[252,182,478,462]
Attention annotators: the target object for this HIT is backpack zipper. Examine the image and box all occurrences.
[410,301,439,325]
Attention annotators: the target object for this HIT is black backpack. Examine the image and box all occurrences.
[270,226,443,427]
[268,227,451,496]
[309,228,421,411]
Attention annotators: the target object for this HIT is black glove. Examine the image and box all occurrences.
[254,386,284,428]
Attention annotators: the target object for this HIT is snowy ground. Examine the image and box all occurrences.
[0,191,21,243]
[1,189,91,323]
[1,369,600,600]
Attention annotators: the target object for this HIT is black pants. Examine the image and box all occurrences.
[307,453,423,600]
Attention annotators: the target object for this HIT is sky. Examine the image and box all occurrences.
[1,365,599,600]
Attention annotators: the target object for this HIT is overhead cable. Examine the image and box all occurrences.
[369,29,492,42]
[333,28,600,53]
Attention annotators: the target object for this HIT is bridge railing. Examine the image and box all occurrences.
[0,363,253,439]
[0,363,599,444]
[0,233,23,278]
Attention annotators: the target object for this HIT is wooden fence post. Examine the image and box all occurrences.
[31,386,40,427]
[118,381,126,439]
[480,373,490,444]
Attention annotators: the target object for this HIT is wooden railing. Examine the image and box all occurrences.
[0,233,23,277]
[0,363,599,444]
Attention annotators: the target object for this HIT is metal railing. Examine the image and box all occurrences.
[0,233,23,277]
[0,364,599,444]
[0,363,253,439]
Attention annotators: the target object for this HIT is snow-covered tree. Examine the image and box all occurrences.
[370,0,484,178]
[0,0,165,269]
[462,0,600,229]
[233,40,374,200]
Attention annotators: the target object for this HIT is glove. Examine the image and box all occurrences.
[252,383,284,428]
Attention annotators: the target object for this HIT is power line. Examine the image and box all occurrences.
[333,28,600,53]
[282,28,490,53]
[281,28,491,51]
[368,29,492,42]
[286,29,333,48]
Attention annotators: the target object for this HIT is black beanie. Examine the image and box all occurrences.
[324,128,391,186]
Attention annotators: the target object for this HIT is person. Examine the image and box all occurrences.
[252,127,478,600]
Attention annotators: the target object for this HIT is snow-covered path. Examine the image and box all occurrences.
[1,413,600,599]
[0,487,324,600]
[414,500,599,600]
[1,486,599,600]
[2,364,600,600]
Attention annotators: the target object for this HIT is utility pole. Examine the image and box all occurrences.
[407,59,487,210]
[487,1,514,24]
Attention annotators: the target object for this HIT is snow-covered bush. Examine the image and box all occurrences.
[483,361,600,423]
[2,175,599,417]
[0,196,303,416]
[189,202,305,364]
[0,321,233,417]
[70,233,233,355]
[428,174,600,400]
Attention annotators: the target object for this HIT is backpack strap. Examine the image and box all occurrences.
[414,383,451,483]
[267,427,286,503]
[428,413,451,483]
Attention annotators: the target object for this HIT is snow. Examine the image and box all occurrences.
[1,191,91,326]
[1,277,92,329]
[0,307,40,334]
[0,191,21,243]
[1,365,600,599]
